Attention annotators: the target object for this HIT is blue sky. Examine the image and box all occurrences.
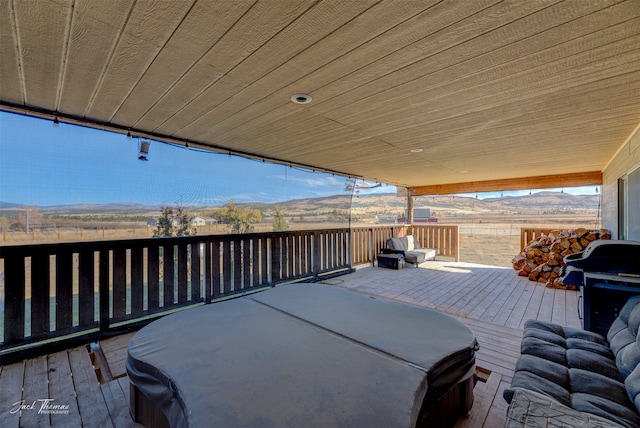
[0,111,390,207]
[0,111,596,206]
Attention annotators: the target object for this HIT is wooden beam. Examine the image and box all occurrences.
[409,171,602,196]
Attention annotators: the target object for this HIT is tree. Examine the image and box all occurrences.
[174,204,196,236]
[271,205,288,231]
[154,206,174,237]
[219,200,262,234]
[153,204,195,237]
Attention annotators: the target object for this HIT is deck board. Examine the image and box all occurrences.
[0,360,24,428]
[2,260,581,427]
[68,347,116,428]
[100,332,135,379]
[21,356,50,427]
[48,350,82,428]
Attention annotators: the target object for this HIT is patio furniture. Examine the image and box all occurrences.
[377,252,405,269]
[127,283,478,428]
[503,296,640,428]
[383,235,437,266]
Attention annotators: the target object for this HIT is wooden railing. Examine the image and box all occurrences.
[350,224,459,264]
[0,225,458,362]
[520,228,554,249]
[413,225,459,261]
[0,229,350,360]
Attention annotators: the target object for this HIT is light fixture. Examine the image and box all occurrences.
[53,116,59,127]
[291,93,312,104]
[127,130,132,139]
[410,148,424,153]
[138,141,150,161]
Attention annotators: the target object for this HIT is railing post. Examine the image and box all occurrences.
[99,248,110,332]
[271,235,282,283]
[205,240,213,303]
[3,253,26,344]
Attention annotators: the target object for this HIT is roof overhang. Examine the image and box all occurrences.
[2,0,639,191]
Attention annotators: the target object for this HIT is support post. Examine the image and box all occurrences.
[407,194,414,235]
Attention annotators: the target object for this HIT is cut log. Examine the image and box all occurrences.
[512,229,610,288]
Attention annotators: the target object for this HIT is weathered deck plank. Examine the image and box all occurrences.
[48,350,82,428]
[67,347,115,428]
[101,378,139,428]
[100,332,135,378]
[0,360,24,428]
[20,355,50,427]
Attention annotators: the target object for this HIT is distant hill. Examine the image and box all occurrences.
[0,191,600,218]
[0,201,23,209]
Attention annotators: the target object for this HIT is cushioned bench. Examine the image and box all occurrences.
[127,284,478,427]
[383,235,437,266]
[504,296,640,428]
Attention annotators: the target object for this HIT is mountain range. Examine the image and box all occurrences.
[0,191,600,217]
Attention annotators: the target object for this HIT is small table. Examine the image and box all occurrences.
[377,253,404,269]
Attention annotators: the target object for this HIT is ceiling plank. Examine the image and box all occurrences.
[409,171,603,196]
[12,0,71,111]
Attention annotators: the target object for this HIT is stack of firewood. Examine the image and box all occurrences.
[512,228,611,289]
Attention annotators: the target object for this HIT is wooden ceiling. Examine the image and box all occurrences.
[2,0,639,194]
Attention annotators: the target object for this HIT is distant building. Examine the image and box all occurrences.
[192,216,218,226]
[397,208,437,224]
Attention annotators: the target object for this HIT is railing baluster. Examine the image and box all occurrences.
[191,242,202,302]
[233,239,242,292]
[130,245,144,316]
[243,238,251,290]
[177,243,188,303]
[261,237,269,285]
[222,240,232,294]
[56,250,73,331]
[3,253,25,344]
[147,245,160,311]
[163,245,175,307]
[78,249,96,328]
[211,239,222,298]
[30,252,50,338]
[251,237,260,288]
[271,235,282,283]
[112,246,127,320]
[99,249,110,332]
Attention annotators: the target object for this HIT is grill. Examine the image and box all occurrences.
[561,240,640,336]
[561,240,640,286]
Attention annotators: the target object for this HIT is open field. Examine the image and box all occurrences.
[0,214,601,268]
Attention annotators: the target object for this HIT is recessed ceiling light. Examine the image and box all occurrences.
[459,170,469,174]
[410,148,423,153]
[291,93,312,104]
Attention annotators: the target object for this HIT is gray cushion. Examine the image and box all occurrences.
[625,364,640,413]
[505,296,640,427]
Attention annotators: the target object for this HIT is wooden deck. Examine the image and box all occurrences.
[0,260,580,427]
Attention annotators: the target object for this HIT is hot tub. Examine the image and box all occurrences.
[126,283,477,427]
